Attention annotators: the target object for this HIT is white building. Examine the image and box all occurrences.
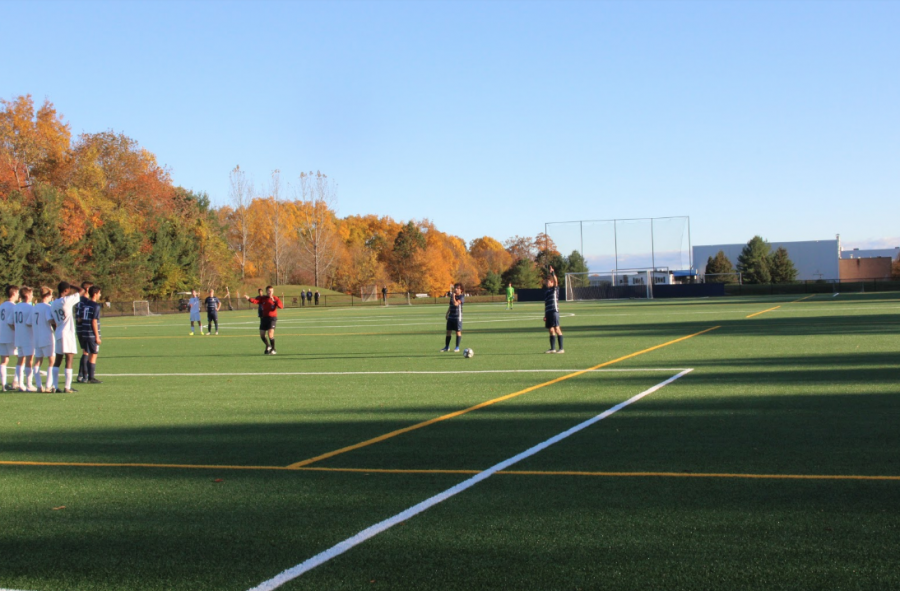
[694,239,840,281]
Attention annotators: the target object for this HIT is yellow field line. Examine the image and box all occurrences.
[285,326,721,469]
[745,306,781,318]
[2,461,897,481]
[791,295,816,303]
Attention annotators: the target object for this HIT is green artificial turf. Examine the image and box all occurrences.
[1,294,899,590]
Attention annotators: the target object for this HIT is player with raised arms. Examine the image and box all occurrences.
[33,287,57,393]
[543,266,564,354]
[188,289,203,335]
[440,283,464,353]
[245,286,283,355]
[14,286,36,391]
[0,285,19,391]
[51,281,82,393]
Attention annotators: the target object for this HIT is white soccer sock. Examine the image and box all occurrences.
[24,367,32,388]
[35,367,43,390]
[0,363,6,388]
[15,364,23,386]
[52,367,60,389]
[65,369,73,390]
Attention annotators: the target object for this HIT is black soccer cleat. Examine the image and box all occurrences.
[87,378,103,384]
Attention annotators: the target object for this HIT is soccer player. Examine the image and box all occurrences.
[188,289,203,335]
[205,288,221,335]
[51,281,82,393]
[33,287,57,393]
[77,285,103,384]
[440,283,464,353]
[543,266,565,354]
[14,286,37,391]
[0,285,19,391]
[75,282,92,382]
[255,288,264,318]
[506,283,515,310]
[245,286,283,354]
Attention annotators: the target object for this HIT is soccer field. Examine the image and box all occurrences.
[2,294,899,591]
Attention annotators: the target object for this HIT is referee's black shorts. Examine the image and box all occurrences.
[260,317,277,331]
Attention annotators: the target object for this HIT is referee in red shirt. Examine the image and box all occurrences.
[245,286,284,355]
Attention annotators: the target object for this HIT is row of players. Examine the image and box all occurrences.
[0,281,102,393]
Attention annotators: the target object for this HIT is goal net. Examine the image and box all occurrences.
[360,285,379,302]
[133,301,151,316]
[547,216,691,278]
[565,270,653,301]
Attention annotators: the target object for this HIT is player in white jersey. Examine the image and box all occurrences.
[33,286,57,393]
[51,281,81,393]
[0,285,20,391]
[14,287,37,391]
[188,289,203,335]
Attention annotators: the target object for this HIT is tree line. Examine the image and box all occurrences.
[704,235,798,284]
[1,95,578,300]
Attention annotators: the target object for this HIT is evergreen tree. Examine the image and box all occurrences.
[84,219,150,300]
[769,247,798,284]
[480,270,502,294]
[0,195,30,285]
[704,250,737,283]
[23,184,73,288]
[502,259,542,289]
[737,236,772,284]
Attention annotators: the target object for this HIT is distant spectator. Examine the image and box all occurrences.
[382,286,387,305]
[314,290,320,306]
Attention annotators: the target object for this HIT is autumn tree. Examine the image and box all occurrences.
[295,171,341,287]
[504,235,536,261]
[0,95,71,193]
[224,165,253,280]
[391,221,426,289]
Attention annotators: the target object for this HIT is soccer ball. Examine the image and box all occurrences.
[463,348,474,358]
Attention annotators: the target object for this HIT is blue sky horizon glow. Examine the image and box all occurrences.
[5,0,898,253]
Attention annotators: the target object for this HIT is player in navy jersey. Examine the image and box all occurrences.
[205,288,221,335]
[76,286,103,384]
[75,282,92,381]
[543,266,564,353]
[440,283,464,353]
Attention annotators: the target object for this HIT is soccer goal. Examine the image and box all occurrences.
[565,270,653,301]
[360,285,379,302]
[133,301,151,316]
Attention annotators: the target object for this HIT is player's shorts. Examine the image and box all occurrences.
[78,336,100,355]
[57,332,78,355]
[190,311,201,322]
[36,342,55,359]
[446,318,462,332]
[0,342,18,357]
[15,341,35,357]
[545,311,560,329]
[260,317,277,331]
[207,312,219,320]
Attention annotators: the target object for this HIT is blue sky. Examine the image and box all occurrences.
[4,0,898,254]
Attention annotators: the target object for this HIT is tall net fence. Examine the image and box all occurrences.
[546,216,692,274]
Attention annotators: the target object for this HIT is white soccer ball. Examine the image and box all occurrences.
[463,348,474,358]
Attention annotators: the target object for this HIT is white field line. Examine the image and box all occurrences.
[103,314,576,330]
[247,369,693,591]
[99,368,690,377]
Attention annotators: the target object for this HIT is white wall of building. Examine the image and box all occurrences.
[694,239,840,281]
